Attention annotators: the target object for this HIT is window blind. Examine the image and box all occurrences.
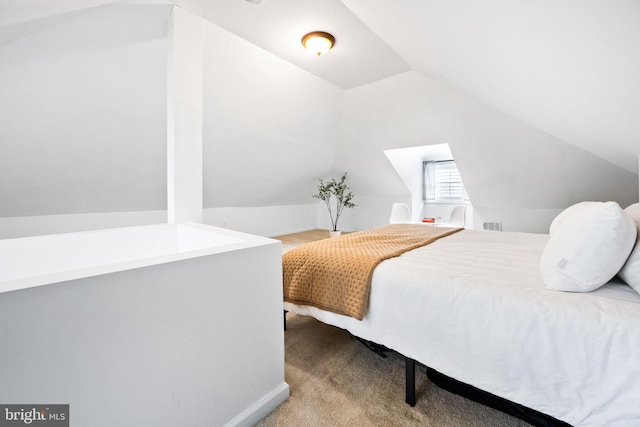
[423,160,468,202]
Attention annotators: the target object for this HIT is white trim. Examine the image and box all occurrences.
[223,382,290,427]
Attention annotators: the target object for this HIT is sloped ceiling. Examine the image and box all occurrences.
[172,0,410,89]
[2,0,639,173]
[341,0,640,173]
[0,0,118,45]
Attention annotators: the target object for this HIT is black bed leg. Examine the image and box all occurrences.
[406,357,416,407]
[283,310,287,331]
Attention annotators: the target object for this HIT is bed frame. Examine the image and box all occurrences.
[284,310,570,427]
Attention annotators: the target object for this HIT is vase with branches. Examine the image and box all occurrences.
[313,172,356,235]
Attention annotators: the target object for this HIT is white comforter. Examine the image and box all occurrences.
[284,229,640,426]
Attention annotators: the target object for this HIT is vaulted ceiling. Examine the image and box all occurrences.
[2,0,639,172]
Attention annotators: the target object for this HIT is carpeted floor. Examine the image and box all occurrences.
[274,229,339,252]
[255,313,531,427]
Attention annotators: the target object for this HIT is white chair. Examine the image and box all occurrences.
[441,205,466,228]
[389,203,412,224]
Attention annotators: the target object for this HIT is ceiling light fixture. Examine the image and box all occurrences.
[301,31,335,56]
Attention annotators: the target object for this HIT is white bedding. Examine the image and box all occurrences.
[284,229,640,426]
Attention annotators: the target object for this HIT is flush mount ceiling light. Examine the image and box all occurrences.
[301,31,335,56]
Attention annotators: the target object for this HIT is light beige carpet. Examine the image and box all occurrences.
[255,313,531,427]
[274,229,338,253]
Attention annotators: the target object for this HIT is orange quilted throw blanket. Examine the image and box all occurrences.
[283,224,462,320]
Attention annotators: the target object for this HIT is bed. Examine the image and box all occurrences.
[283,202,640,427]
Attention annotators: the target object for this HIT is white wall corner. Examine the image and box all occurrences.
[167,6,204,223]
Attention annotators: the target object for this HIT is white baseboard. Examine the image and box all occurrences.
[203,205,317,237]
[224,382,290,427]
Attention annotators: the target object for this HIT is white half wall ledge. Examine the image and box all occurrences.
[0,211,168,240]
[0,205,322,240]
[0,225,288,426]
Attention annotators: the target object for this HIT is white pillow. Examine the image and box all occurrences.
[549,201,599,235]
[541,201,637,292]
[618,203,640,293]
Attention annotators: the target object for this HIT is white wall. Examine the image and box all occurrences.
[202,22,344,208]
[328,194,407,232]
[0,3,170,218]
[204,203,317,237]
[335,71,638,233]
[198,22,345,235]
[0,6,344,239]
